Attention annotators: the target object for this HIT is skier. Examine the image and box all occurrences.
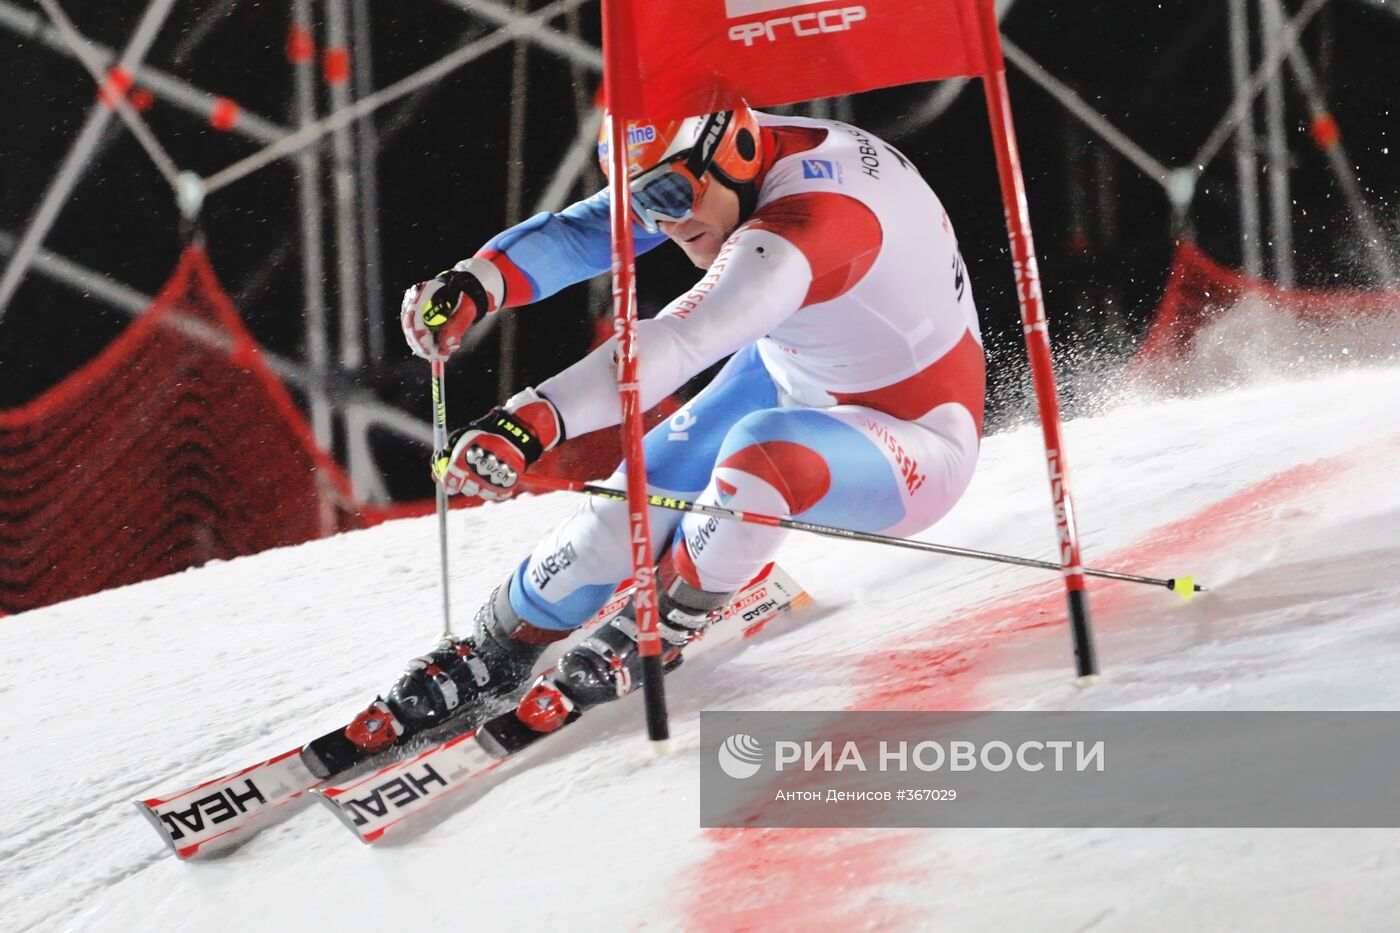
[338,105,985,762]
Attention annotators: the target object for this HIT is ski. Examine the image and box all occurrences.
[312,565,811,843]
[134,562,805,857]
[134,748,320,859]
[313,728,495,843]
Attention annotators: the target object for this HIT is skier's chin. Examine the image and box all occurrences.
[675,231,723,269]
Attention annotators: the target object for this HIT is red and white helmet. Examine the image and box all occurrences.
[597,107,763,232]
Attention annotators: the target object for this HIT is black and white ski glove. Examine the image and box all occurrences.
[432,389,564,500]
[400,258,504,360]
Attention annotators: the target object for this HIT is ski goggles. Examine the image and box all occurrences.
[627,111,731,233]
[629,156,711,233]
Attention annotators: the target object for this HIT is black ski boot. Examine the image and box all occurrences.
[384,579,570,729]
[557,570,731,708]
[505,557,736,743]
[302,579,567,777]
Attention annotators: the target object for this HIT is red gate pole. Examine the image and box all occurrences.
[975,1,1098,680]
[599,0,670,747]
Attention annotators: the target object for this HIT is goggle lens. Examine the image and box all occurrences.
[629,160,703,232]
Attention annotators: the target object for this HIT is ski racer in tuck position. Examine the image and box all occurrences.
[334,105,987,764]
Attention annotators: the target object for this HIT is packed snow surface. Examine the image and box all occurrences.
[5,365,1400,932]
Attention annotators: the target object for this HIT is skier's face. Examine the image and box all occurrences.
[658,179,740,270]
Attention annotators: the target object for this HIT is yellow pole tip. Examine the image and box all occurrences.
[1172,576,1197,600]
[1074,673,1100,689]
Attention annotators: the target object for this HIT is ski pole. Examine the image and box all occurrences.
[429,357,454,639]
[523,475,1204,598]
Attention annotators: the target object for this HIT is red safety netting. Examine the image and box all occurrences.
[0,245,365,615]
[1132,240,1400,386]
[0,247,676,615]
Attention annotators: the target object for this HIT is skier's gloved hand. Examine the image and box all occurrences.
[400,258,502,360]
[433,388,564,499]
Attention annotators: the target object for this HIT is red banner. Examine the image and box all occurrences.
[617,0,987,119]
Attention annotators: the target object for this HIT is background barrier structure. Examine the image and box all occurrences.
[0,246,670,615]
[1133,240,1400,393]
[0,245,359,615]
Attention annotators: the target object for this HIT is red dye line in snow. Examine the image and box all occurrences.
[683,435,1398,932]
[862,433,1400,712]
[690,827,920,932]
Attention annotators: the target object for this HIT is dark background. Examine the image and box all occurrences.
[2,0,1397,500]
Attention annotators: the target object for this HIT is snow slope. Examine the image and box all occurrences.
[4,365,1400,933]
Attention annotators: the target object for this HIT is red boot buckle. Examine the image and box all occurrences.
[516,677,575,734]
[345,700,402,753]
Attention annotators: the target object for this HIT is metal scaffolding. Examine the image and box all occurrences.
[0,0,603,503]
[0,0,179,320]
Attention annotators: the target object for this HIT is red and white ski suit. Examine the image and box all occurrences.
[472,114,985,626]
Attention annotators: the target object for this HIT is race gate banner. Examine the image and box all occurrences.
[618,0,988,120]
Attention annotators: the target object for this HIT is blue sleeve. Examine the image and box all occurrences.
[481,189,670,303]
